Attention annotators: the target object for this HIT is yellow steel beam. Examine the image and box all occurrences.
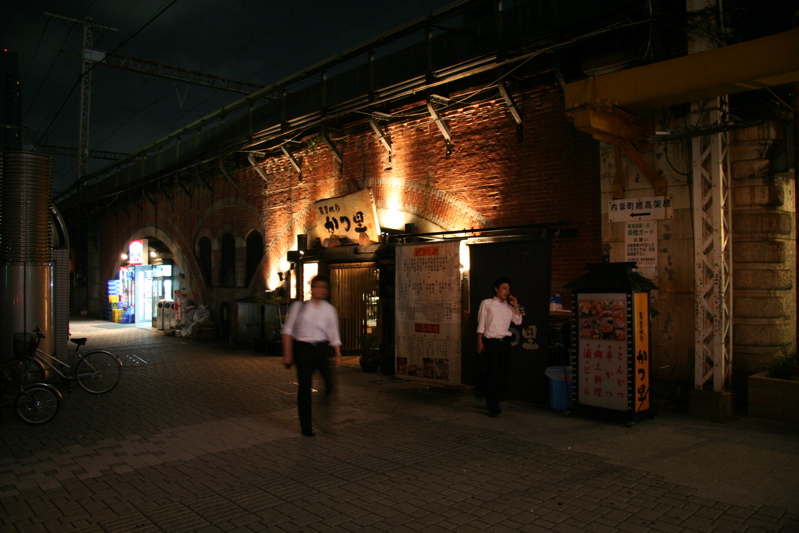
[570,106,651,140]
[567,106,663,197]
[565,28,799,113]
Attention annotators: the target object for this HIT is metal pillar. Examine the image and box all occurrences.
[692,98,733,392]
[689,0,733,393]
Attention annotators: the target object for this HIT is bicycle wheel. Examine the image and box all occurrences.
[16,384,61,424]
[75,350,122,394]
[16,358,47,384]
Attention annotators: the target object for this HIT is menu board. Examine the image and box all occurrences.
[395,241,461,385]
[576,293,630,411]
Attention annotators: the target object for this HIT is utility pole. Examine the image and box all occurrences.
[77,17,94,181]
[47,12,265,184]
[45,13,119,183]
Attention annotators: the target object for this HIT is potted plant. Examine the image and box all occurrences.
[358,332,381,373]
[748,352,799,423]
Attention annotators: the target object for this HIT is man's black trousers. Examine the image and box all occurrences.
[479,337,511,414]
[293,340,334,432]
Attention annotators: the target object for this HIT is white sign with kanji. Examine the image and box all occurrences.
[609,195,672,222]
[625,220,657,268]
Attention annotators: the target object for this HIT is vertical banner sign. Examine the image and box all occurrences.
[173,289,182,322]
[576,293,629,411]
[395,241,461,385]
[633,293,651,412]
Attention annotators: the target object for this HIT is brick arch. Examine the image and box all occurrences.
[117,225,208,306]
[195,197,263,237]
[195,228,215,251]
[363,177,492,230]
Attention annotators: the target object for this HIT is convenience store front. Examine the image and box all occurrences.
[109,238,182,328]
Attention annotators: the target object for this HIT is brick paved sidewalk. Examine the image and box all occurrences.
[1,319,797,532]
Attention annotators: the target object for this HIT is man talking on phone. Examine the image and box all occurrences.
[476,277,522,417]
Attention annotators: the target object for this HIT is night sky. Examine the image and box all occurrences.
[3,0,456,192]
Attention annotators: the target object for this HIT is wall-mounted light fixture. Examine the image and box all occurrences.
[120,253,128,261]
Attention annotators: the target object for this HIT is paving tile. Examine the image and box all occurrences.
[0,318,797,532]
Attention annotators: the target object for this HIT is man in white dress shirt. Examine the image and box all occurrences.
[282,275,342,436]
[476,277,523,417]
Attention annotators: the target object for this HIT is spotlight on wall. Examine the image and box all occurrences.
[120,253,128,260]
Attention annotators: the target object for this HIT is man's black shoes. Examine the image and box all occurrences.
[302,429,316,437]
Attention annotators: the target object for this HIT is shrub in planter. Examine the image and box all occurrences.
[748,352,799,423]
[765,352,798,380]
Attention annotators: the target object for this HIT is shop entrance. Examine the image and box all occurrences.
[329,262,380,356]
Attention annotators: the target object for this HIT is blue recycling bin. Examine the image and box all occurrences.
[545,366,573,410]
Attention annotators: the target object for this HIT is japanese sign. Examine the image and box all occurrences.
[609,195,672,222]
[633,292,651,412]
[312,189,380,244]
[576,293,629,411]
[128,239,148,266]
[625,220,657,268]
[395,241,461,385]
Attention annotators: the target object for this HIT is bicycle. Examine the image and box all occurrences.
[18,326,123,394]
[1,357,61,424]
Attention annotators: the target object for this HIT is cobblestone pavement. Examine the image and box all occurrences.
[1,318,798,532]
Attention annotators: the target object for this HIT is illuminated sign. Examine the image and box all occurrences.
[576,293,629,411]
[312,189,381,244]
[128,239,149,265]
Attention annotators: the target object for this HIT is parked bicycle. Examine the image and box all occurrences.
[18,326,122,394]
[1,357,61,424]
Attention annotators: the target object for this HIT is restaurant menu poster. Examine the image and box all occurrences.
[395,240,461,385]
[576,293,629,411]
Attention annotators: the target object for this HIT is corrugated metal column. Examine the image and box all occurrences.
[690,0,733,393]
[0,152,54,358]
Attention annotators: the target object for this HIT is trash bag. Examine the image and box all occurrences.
[193,305,211,323]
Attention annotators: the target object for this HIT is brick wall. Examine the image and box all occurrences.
[89,80,601,320]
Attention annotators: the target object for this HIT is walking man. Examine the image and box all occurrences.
[282,275,342,436]
[476,277,522,417]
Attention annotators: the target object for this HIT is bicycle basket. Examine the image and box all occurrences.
[13,332,37,358]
